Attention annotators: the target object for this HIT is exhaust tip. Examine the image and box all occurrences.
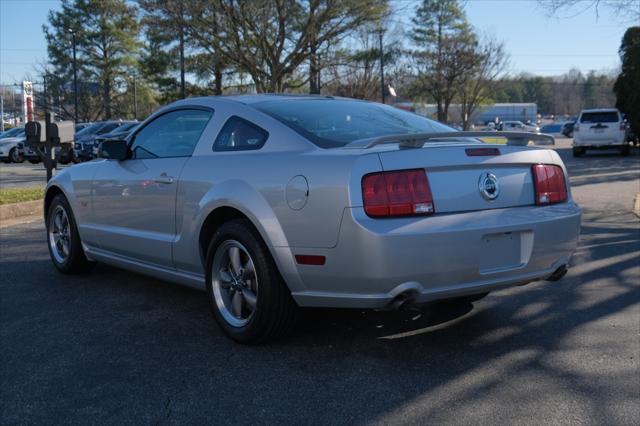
[388,291,417,311]
[547,264,568,282]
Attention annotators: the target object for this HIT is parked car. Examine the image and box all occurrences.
[0,126,23,140]
[23,146,42,164]
[75,122,93,133]
[572,108,628,156]
[43,95,581,343]
[92,122,139,157]
[540,123,562,134]
[0,127,25,163]
[74,121,134,161]
[499,120,539,133]
[561,121,575,138]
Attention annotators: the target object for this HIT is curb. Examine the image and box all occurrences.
[634,193,640,218]
[0,200,42,222]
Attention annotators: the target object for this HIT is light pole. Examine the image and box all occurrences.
[133,72,138,120]
[67,28,79,123]
[379,28,385,104]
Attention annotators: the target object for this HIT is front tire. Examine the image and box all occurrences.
[9,148,24,163]
[46,194,94,273]
[205,219,298,344]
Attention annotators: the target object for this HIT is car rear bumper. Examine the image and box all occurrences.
[573,137,625,147]
[287,202,581,308]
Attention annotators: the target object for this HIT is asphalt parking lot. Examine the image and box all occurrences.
[1,139,639,424]
[0,162,69,189]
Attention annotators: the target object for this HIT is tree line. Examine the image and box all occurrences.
[36,0,619,128]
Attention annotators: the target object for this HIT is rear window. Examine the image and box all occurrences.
[76,123,102,136]
[580,112,619,123]
[253,99,453,148]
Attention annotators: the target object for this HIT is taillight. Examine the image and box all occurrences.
[532,164,567,205]
[362,169,434,217]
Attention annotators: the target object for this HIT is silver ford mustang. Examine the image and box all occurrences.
[44,95,581,343]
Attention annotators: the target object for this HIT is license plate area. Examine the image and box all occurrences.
[594,128,605,133]
[479,231,533,274]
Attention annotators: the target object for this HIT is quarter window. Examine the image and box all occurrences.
[213,116,268,151]
[131,109,213,159]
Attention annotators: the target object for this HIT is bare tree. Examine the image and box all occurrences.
[458,37,509,130]
[538,0,640,22]
[187,0,387,93]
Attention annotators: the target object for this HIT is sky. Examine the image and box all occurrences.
[0,0,634,86]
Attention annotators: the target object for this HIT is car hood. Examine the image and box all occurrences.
[0,137,25,144]
[77,135,96,143]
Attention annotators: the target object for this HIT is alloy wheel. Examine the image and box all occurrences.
[211,240,258,327]
[48,205,71,264]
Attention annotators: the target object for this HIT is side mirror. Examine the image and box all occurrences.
[99,139,129,160]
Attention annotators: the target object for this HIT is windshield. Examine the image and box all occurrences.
[75,122,103,137]
[116,122,138,133]
[253,99,454,148]
[0,127,23,139]
[580,111,619,123]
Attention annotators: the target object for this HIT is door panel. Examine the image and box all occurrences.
[91,158,187,265]
[89,107,213,267]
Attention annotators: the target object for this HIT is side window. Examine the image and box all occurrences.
[213,116,269,152]
[131,109,213,159]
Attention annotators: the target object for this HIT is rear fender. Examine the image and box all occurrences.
[193,179,305,292]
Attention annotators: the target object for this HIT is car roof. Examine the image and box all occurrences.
[200,94,347,105]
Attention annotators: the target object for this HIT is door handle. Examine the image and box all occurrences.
[154,174,175,184]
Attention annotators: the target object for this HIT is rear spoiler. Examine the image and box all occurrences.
[345,131,555,149]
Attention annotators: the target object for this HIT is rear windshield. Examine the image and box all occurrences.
[580,112,619,123]
[253,99,453,148]
[76,122,103,136]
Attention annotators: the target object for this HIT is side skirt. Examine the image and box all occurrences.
[85,246,206,291]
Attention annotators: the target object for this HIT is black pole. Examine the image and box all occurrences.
[133,72,138,120]
[379,29,385,104]
[70,30,79,123]
[45,112,55,181]
[179,25,186,99]
[43,74,48,114]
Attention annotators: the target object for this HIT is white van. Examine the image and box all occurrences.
[572,108,628,156]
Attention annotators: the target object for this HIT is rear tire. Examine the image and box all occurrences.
[205,219,298,344]
[46,194,95,274]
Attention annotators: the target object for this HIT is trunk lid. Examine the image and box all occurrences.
[374,144,552,213]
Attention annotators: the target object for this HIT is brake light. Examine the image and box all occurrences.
[362,169,434,217]
[532,164,567,205]
[466,148,500,156]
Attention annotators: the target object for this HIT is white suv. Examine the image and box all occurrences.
[573,108,628,156]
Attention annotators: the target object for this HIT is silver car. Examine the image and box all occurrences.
[43,95,581,343]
